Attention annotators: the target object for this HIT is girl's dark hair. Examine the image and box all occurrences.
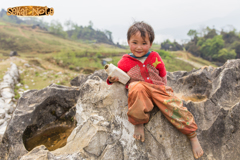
[127,21,155,44]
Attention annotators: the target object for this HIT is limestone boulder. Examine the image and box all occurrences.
[70,69,108,87]
[1,59,240,160]
[9,51,18,57]
[0,84,80,160]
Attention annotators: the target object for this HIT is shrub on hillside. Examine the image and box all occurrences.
[185,26,240,64]
[161,39,183,51]
[213,48,236,63]
[155,50,174,60]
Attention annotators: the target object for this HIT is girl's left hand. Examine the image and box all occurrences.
[108,76,119,83]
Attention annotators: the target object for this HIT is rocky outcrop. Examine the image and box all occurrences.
[70,69,108,87]
[0,84,80,160]
[0,63,20,140]
[1,59,240,160]
[9,51,18,57]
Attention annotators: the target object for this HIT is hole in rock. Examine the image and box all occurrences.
[175,93,207,102]
[23,120,76,151]
[181,94,207,102]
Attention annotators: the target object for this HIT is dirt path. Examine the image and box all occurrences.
[18,27,47,45]
[32,29,48,45]
[37,58,78,74]
[0,57,77,75]
[34,37,46,45]
[175,57,204,68]
[18,28,29,39]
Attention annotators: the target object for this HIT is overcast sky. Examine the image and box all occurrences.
[1,0,240,44]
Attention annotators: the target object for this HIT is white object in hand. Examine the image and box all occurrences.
[104,63,130,85]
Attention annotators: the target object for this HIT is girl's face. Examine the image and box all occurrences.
[128,31,152,57]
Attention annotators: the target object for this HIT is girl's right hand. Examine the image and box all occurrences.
[108,76,119,83]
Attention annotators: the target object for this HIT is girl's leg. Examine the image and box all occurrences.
[149,84,198,135]
[147,83,203,159]
[127,82,154,142]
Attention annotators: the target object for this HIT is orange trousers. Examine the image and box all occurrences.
[127,81,198,136]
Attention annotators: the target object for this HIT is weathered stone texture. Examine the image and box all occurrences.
[1,59,240,160]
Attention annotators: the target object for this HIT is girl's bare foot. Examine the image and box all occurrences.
[133,124,145,142]
[190,136,204,159]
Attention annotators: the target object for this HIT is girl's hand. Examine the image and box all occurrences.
[108,76,119,83]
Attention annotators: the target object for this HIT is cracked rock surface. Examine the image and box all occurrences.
[0,84,80,160]
[1,59,240,159]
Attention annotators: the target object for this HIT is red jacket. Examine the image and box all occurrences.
[107,51,167,89]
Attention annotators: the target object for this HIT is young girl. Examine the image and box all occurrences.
[106,21,204,159]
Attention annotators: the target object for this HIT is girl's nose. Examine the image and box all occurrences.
[136,45,142,49]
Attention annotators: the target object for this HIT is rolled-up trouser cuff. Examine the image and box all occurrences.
[187,131,197,139]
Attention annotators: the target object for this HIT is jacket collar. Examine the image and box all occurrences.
[123,51,154,62]
[128,51,151,58]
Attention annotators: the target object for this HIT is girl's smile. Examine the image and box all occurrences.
[128,31,152,58]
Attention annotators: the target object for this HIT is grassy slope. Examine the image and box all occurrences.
[172,51,218,67]
[0,21,217,93]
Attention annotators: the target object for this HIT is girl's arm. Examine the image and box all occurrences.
[155,54,167,85]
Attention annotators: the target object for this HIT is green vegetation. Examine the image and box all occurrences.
[14,85,20,99]
[35,72,39,77]
[150,43,160,51]
[155,50,195,72]
[0,7,217,95]
[65,20,114,44]
[185,27,240,64]
[173,51,217,67]
[0,9,117,45]
[50,46,127,71]
[0,22,6,25]
[161,40,183,51]
[0,21,128,71]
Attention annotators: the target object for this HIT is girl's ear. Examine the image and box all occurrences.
[127,40,130,45]
[150,43,153,47]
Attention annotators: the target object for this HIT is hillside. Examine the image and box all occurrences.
[0,9,115,45]
[0,20,127,69]
[0,21,128,92]
[0,21,217,94]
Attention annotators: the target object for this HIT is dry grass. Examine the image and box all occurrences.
[171,51,217,67]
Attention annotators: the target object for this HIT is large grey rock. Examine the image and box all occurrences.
[0,98,4,107]
[2,60,240,159]
[71,69,108,87]
[166,59,240,159]
[0,84,80,160]
[9,51,18,57]
[84,131,108,156]
[0,109,5,119]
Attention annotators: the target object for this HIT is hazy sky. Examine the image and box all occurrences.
[1,0,240,43]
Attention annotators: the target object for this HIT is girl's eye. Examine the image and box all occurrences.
[133,42,137,44]
[143,43,146,45]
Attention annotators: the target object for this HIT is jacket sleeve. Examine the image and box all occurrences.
[155,53,167,85]
[118,58,131,89]
[106,78,112,85]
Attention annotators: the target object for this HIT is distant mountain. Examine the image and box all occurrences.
[155,8,240,42]
[0,9,115,45]
[0,9,25,24]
